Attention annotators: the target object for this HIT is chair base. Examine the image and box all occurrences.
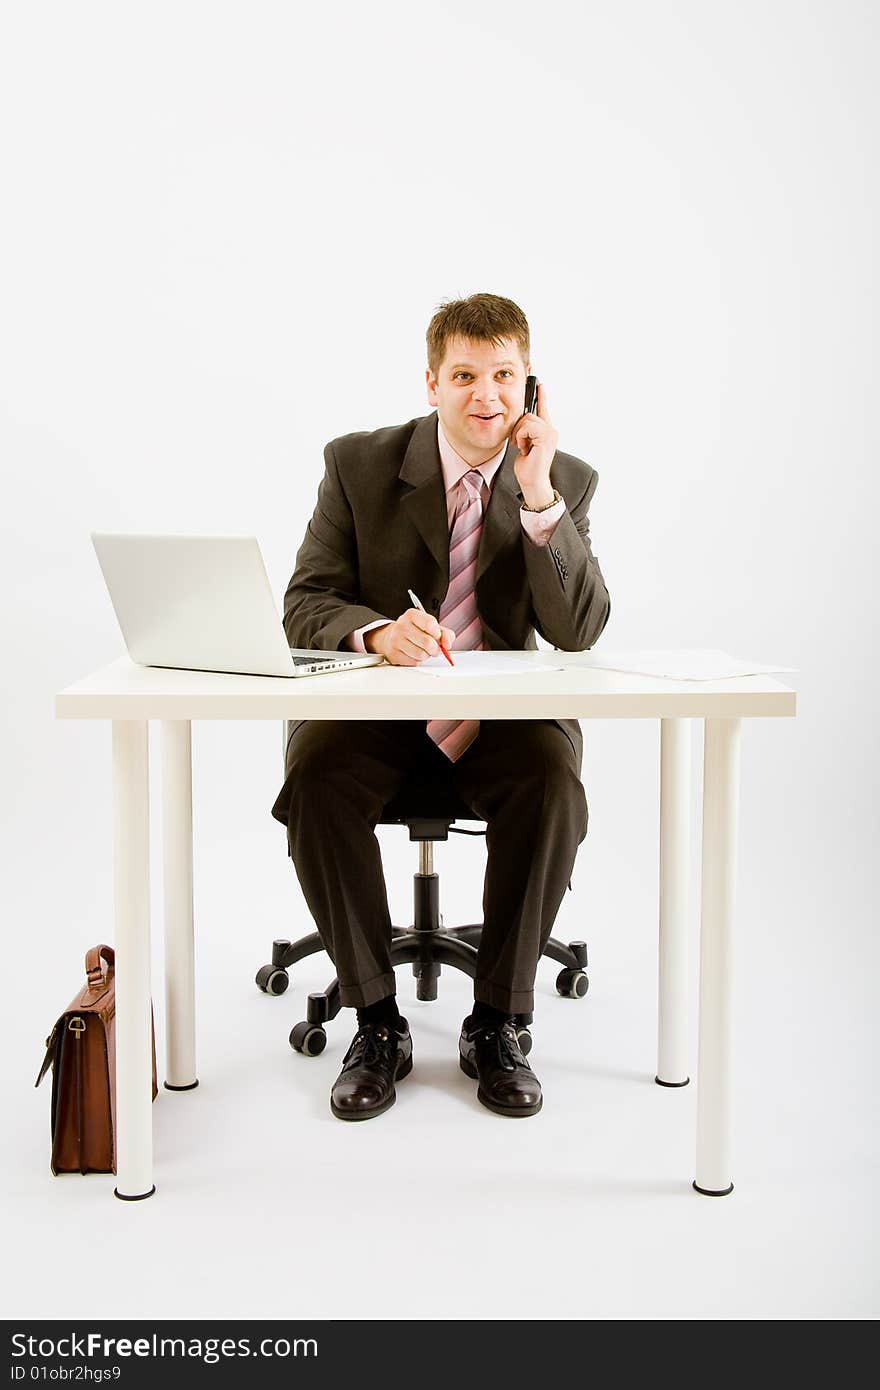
[258,857,590,1048]
[260,922,589,1046]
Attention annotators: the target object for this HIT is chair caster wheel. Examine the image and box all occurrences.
[556,968,589,999]
[290,1022,327,1056]
[516,1026,532,1056]
[256,964,289,995]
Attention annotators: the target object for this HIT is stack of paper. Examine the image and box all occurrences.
[570,650,797,681]
[414,653,563,678]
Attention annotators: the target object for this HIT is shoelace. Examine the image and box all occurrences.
[342,1025,397,1071]
[473,1022,527,1072]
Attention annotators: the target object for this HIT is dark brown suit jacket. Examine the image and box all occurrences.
[281,411,611,768]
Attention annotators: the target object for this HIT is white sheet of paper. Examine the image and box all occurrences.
[571,649,798,681]
[413,652,564,678]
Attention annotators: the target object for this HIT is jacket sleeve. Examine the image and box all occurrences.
[282,441,390,651]
[521,465,610,651]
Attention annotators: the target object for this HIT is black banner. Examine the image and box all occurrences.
[3,1321,565,1382]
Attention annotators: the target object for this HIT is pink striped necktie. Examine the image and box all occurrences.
[427,469,486,762]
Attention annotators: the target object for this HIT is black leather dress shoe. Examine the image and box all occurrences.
[459,1016,543,1117]
[330,1018,413,1121]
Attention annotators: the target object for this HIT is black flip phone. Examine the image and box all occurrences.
[524,375,538,415]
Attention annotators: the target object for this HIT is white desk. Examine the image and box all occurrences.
[55,652,796,1200]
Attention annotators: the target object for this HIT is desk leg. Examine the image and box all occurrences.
[694,716,741,1196]
[656,718,691,1086]
[161,720,198,1091]
[112,720,155,1201]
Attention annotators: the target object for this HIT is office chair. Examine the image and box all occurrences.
[256,726,590,1056]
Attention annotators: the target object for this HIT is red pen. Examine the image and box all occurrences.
[407,588,454,666]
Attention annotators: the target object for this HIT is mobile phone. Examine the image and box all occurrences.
[524,375,538,415]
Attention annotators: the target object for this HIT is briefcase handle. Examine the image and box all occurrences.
[85,944,115,988]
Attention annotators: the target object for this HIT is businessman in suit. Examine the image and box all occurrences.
[272,292,610,1121]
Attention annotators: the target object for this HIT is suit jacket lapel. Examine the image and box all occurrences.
[399,414,522,588]
[399,413,449,582]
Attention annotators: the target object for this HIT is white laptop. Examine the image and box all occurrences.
[91,534,384,678]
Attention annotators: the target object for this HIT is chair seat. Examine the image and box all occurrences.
[380,777,484,826]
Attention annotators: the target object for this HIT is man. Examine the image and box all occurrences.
[272,292,610,1121]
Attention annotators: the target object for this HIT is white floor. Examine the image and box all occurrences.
[5,773,877,1322]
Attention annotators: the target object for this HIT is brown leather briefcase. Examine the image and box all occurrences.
[36,944,157,1175]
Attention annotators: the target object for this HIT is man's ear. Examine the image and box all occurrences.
[425,366,438,405]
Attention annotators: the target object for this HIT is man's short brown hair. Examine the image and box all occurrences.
[426,293,530,376]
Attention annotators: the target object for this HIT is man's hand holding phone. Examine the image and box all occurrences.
[512,377,559,510]
[365,610,456,666]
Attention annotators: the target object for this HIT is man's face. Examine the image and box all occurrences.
[426,335,530,465]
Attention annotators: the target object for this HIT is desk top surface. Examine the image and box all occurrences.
[55,652,797,721]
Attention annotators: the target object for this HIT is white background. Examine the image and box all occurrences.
[1,0,876,1321]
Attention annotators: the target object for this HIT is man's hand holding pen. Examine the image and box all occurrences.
[365,610,456,666]
[512,382,559,509]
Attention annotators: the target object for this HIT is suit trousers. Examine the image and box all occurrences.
[272,719,588,1015]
